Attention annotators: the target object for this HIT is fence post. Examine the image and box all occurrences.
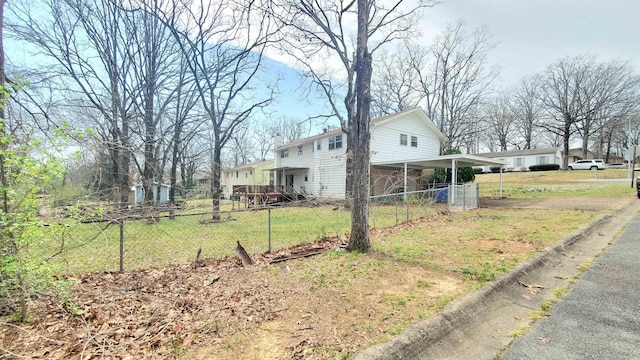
[268,207,272,253]
[463,185,466,209]
[119,219,124,272]
[395,201,399,225]
[406,200,409,222]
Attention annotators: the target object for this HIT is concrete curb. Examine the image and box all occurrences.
[355,211,616,360]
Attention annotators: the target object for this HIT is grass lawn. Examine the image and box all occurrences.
[476,168,635,198]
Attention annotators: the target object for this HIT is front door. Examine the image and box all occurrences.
[286,174,294,191]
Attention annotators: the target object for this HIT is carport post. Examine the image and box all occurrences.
[451,159,457,204]
[500,168,503,198]
[403,162,408,201]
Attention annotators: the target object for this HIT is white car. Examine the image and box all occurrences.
[567,159,605,170]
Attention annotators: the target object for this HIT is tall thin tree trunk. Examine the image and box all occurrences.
[347,0,372,252]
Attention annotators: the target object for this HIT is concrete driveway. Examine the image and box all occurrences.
[500,211,640,359]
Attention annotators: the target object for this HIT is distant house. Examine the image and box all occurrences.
[222,160,274,199]
[475,147,562,172]
[131,183,170,205]
[273,108,446,199]
[566,148,596,163]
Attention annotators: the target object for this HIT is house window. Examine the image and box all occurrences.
[304,174,308,182]
[316,140,321,151]
[280,149,289,158]
[298,146,303,155]
[329,135,342,150]
[516,157,523,167]
[400,133,408,146]
[538,156,546,165]
[410,136,418,147]
[245,173,248,178]
[236,171,238,178]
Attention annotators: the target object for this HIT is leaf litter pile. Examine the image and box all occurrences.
[0,234,358,359]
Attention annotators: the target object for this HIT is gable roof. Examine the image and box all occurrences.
[477,147,561,158]
[276,108,444,150]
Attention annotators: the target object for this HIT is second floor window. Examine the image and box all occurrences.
[411,136,418,147]
[298,146,303,155]
[400,134,408,146]
[329,135,342,150]
[316,140,321,151]
[281,149,289,158]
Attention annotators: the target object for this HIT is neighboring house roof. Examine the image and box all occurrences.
[276,107,445,150]
[224,159,273,172]
[477,147,561,158]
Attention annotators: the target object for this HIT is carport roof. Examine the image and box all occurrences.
[372,154,507,169]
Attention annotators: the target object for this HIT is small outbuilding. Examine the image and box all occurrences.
[131,183,170,205]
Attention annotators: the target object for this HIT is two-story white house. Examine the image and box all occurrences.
[272,108,446,199]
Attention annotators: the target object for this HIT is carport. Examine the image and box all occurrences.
[372,154,507,203]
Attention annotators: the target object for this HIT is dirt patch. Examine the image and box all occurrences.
[479,197,622,212]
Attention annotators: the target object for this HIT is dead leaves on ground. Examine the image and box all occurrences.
[0,237,343,359]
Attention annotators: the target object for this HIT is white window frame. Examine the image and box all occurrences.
[329,135,343,150]
[400,133,408,146]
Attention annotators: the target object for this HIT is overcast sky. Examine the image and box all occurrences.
[420,0,640,87]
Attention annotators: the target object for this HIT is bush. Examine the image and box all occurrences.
[426,148,475,184]
[529,164,561,171]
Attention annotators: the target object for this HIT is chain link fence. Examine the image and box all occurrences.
[35,184,478,275]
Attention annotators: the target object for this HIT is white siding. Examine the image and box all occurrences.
[370,113,440,163]
[277,142,314,168]
[312,135,347,198]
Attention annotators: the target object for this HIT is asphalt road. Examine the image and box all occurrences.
[501,213,640,360]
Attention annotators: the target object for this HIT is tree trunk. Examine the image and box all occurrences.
[210,144,222,221]
[562,119,571,169]
[347,0,372,252]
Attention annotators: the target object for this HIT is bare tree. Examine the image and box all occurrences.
[481,94,516,151]
[270,0,433,251]
[9,0,138,205]
[573,59,640,159]
[124,1,181,204]
[429,21,500,149]
[370,46,423,117]
[155,0,277,220]
[511,76,543,150]
[538,55,640,168]
[253,116,305,161]
[538,56,592,168]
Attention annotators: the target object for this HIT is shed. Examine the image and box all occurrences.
[131,183,170,205]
